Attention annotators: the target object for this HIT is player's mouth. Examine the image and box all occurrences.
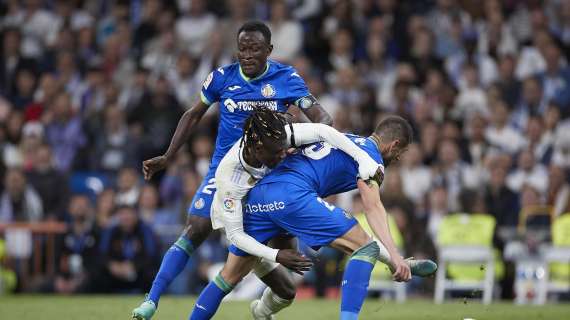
[241,62,257,73]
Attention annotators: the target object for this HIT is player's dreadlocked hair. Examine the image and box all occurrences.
[242,108,289,149]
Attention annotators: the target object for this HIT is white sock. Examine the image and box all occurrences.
[254,287,293,317]
[376,240,392,265]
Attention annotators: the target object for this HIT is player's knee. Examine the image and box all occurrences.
[350,241,380,263]
[183,216,212,245]
[275,276,296,300]
[219,267,245,286]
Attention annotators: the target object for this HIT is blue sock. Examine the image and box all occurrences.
[189,274,234,320]
[147,236,194,305]
[340,242,379,320]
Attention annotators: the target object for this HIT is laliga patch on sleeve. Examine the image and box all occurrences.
[223,198,235,211]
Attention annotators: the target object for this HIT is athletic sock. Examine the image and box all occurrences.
[254,287,294,317]
[148,236,194,305]
[340,242,379,320]
[189,274,234,320]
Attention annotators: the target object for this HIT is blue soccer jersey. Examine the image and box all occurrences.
[229,134,386,255]
[189,60,311,217]
[200,59,310,169]
[259,134,384,196]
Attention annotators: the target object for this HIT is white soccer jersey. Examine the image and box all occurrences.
[211,123,381,262]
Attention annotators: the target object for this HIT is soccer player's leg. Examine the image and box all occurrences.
[132,174,216,320]
[189,184,283,320]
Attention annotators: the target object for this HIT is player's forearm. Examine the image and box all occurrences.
[163,103,207,161]
[302,104,333,125]
[315,124,371,162]
[363,201,401,261]
[224,214,279,262]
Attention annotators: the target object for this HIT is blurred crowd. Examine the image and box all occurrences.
[1,0,570,299]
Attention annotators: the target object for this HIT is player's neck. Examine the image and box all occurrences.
[369,133,384,154]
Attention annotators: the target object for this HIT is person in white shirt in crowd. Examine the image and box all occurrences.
[175,0,216,57]
[267,0,303,64]
[507,148,549,194]
[485,99,526,154]
[400,143,432,205]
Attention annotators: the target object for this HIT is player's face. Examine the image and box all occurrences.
[255,138,288,168]
[237,31,272,78]
[384,141,408,167]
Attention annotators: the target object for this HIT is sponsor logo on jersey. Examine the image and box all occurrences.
[228,85,241,91]
[342,210,353,219]
[203,72,213,90]
[245,201,285,213]
[223,98,278,113]
[194,197,205,209]
[223,199,235,211]
[261,84,276,98]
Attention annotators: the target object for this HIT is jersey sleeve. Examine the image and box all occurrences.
[285,68,311,107]
[200,68,226,105]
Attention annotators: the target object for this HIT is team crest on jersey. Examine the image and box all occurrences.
[223,199,235,211]
[195,198,205,209]
[261,84,276,98]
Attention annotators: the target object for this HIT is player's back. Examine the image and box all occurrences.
[259,134,384,197]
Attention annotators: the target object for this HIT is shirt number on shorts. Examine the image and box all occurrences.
[317,197,335,211]
[202,178,216,194]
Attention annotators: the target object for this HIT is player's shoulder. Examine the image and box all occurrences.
[268,60,301,78]
[212,62,240,78]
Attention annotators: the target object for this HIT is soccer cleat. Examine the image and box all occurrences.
[250,299,275,320]
[388,258,438,277]
[406,258,438,277]
[132,299,156,320]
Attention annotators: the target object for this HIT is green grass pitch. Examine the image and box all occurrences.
[1,295,569,319]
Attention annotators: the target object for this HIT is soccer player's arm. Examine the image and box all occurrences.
[357,180,410,280]
[217,184,279,262]
[287,70,333,125]
[163,70,223,161]
[287,123,382,181]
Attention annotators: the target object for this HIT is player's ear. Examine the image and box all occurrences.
[267,44,273,55]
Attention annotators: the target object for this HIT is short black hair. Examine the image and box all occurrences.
[242,108,288,149]
[237,20,272,45]
[374,115,414,147]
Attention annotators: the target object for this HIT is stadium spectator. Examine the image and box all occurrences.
[44,91,87,172]
[506,148,549,194]
[91,106,140,173]
[484,161,520,229]
[51,194,99,294]
[0,167,43,222]
[423,180,450,242]
[99,205,159,293]
[26,143,69,221]
[268,0,303,63]
[547,164,570,217]
[115,167,141,207]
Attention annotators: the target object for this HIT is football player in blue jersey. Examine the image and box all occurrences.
[188,116,437,320]
[132,21,331,320]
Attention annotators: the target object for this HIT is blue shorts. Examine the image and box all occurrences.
[188,169,217,218]
[229,182,357,256]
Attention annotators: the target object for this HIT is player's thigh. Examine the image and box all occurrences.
[184,171,216,244]
[271,189,358,250]
[220,253,259,286]
[267,234,297,250]
[188,171,216,218]
[330,223,373,255]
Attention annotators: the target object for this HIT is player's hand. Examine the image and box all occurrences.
[276,249,313,275]
[391,256,412,282]
[357,157,382,181]
[142,155,169,180]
